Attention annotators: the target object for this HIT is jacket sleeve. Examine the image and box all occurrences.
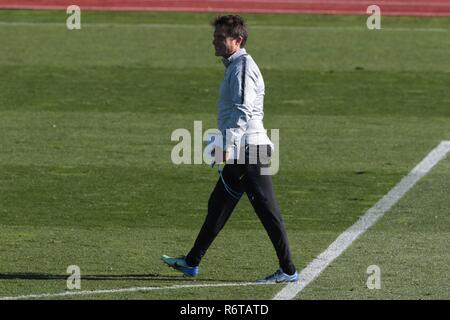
[224,58,258,157]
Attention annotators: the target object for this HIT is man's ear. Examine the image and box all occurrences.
[235,36,243,47]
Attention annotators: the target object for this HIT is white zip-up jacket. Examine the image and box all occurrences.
[218,48,273,159]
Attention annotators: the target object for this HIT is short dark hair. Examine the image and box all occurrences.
[212,15,248,47]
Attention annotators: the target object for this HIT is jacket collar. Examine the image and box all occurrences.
[222,48,247,68]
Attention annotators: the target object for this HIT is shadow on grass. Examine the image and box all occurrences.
[0,272,244,283]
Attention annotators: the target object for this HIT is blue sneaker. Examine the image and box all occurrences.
[256,268,299,284]
[161,255,199,277]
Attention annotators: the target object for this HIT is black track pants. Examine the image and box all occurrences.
[185,145,296,275]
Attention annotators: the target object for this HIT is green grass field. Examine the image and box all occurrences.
[0,10,449,300]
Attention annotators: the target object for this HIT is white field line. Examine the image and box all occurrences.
[0,281,274,300]
[274,140,450,300]
[0,21,449,33]
[1,141,449,300]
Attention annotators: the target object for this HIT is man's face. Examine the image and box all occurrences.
[213,27,242,57]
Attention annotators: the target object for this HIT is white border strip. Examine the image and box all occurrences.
[274,140,450,300]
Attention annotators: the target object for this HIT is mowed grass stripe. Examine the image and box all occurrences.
[2,21,449,73]
[1,21,450,32]
[2,143,448,300]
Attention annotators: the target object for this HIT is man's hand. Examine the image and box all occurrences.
[223,150,231,163]
[214,148,231,164]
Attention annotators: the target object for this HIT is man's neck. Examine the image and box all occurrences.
[222,48,240,60]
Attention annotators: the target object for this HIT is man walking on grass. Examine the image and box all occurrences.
[162,15,298,283]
